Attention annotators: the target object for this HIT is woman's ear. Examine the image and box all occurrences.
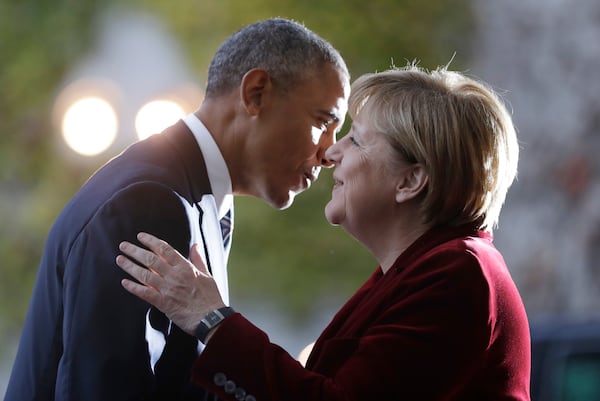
[240,68,272,115]
[395,164,428,203]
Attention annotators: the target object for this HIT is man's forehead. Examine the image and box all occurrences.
[292,68,349,116]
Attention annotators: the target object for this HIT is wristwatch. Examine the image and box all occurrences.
[195,306,235,343]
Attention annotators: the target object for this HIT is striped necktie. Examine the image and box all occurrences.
[220,208,232,250]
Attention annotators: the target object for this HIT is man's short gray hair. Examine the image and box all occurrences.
[205,18,349,97]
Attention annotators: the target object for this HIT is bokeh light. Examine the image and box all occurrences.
[61,97,118,156]
[135,99,185,140]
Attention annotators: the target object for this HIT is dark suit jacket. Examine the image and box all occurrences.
[6,121,218,401]
[190,225,531,401]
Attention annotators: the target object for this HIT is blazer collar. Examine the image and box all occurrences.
[391,223,489,271]
[162,120,212,203]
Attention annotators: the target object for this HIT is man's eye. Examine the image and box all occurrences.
[311,126,323,145]
[349,136,359,146]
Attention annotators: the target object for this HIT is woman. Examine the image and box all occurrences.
[116,65,530,401]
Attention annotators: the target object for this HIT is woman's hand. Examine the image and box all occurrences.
[115,232,226,336]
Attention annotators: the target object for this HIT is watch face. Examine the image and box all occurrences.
[205,311,223,327]
[196,307,235,342]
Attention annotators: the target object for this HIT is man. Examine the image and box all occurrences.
[5,18,349,401]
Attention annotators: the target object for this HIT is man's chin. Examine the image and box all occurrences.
[270,190,296,210]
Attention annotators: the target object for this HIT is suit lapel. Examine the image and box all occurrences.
[162,120,212,203]
[144,121,216,377]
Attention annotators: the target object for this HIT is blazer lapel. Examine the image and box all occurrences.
[162,120,212,203]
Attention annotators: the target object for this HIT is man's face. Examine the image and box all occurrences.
[249,65,349,209]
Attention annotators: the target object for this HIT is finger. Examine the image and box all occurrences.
[190,244,210,276]
[119,240,167,275]
[137,232,187,267]
[116,254,163,289]
[121,278,163,307]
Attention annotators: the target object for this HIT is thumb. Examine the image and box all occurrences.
[190,244,210,275]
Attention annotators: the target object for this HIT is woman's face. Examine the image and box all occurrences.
[324,114,403,238]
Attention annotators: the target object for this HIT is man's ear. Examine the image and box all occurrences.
[395,164,428,203]
[240,68,272,115]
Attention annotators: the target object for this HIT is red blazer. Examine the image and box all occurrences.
[192,225,531,401]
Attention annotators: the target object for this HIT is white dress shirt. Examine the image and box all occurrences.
[183,113,233,220]
[182,113,234,302]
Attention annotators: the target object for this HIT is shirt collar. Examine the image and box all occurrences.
[182,113,233,219]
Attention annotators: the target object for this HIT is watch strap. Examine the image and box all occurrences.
[195,306,235,343]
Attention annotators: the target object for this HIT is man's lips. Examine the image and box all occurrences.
[303,167,321,185]
[304,172,316,183]
[299,172,316,190]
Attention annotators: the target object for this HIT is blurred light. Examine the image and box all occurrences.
[297,341,315,366]
[135,100,185,140]
[62,97,118,156]
[53,78,122,159]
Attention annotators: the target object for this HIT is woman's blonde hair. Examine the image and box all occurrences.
[349,64,519,230]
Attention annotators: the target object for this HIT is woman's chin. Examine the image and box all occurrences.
[324,203,344,226]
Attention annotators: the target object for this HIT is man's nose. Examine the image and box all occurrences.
[317,132,336,167]
[321,138,342,168]
[317,130,336,168]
